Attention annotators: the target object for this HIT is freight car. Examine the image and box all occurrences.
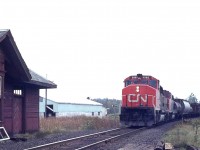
[120,74,199,127]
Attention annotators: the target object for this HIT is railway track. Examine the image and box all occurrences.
[25,127,146,150]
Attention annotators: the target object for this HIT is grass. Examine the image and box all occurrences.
[14,115,119,139]
[164,118,200,149]
[40,115,119,134]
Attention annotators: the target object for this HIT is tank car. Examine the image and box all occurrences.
[174,98,193,118]
[120,74,176,127]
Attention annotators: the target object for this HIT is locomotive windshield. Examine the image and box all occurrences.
[125,78,157,88]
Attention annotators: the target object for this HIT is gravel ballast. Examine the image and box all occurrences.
[0,122,178,150]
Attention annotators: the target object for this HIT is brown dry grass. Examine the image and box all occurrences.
[40,115,119,133]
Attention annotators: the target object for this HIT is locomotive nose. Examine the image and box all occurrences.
[122,84,156,108]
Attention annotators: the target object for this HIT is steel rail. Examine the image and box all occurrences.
[24,128,122,150]
[75,127,146,150]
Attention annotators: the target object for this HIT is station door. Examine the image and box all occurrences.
[13,97,22,133]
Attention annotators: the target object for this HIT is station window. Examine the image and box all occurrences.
[92,112,94,116]
[13,89,23,96]
[98,112,100,116]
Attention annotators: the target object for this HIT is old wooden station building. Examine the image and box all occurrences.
[0,30,57,136]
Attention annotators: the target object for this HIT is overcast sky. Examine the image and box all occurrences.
[1,0,200,102]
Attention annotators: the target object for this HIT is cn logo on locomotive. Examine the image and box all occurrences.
[127,94,155,103]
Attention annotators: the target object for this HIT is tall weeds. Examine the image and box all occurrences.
[40,116,119,133]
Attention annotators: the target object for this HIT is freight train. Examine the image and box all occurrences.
[120,74,200,127]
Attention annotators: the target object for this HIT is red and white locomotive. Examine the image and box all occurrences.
[120,74,194,127]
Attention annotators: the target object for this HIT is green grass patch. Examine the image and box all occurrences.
[164,118,200,149]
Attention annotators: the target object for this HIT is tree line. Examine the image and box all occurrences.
[92,98,121,115]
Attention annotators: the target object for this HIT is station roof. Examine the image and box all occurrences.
[0,29,57,89]
[28,69,57,88]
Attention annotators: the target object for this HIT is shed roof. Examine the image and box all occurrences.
[58,99,103,106]
[0,29,57,89]
[42,97,102,106]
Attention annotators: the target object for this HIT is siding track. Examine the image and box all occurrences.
[25,127,146,150]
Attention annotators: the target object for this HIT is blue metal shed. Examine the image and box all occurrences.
[39,97,107,117]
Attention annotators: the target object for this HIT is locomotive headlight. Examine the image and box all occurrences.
[136,86,139,92]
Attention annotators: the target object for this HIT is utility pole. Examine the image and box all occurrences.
[112,104,116,119]
[45,74,48,118]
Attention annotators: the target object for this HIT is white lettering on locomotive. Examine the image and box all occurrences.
[128,94,155,103]
[140,94,147,102]
[127,94,139,102]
